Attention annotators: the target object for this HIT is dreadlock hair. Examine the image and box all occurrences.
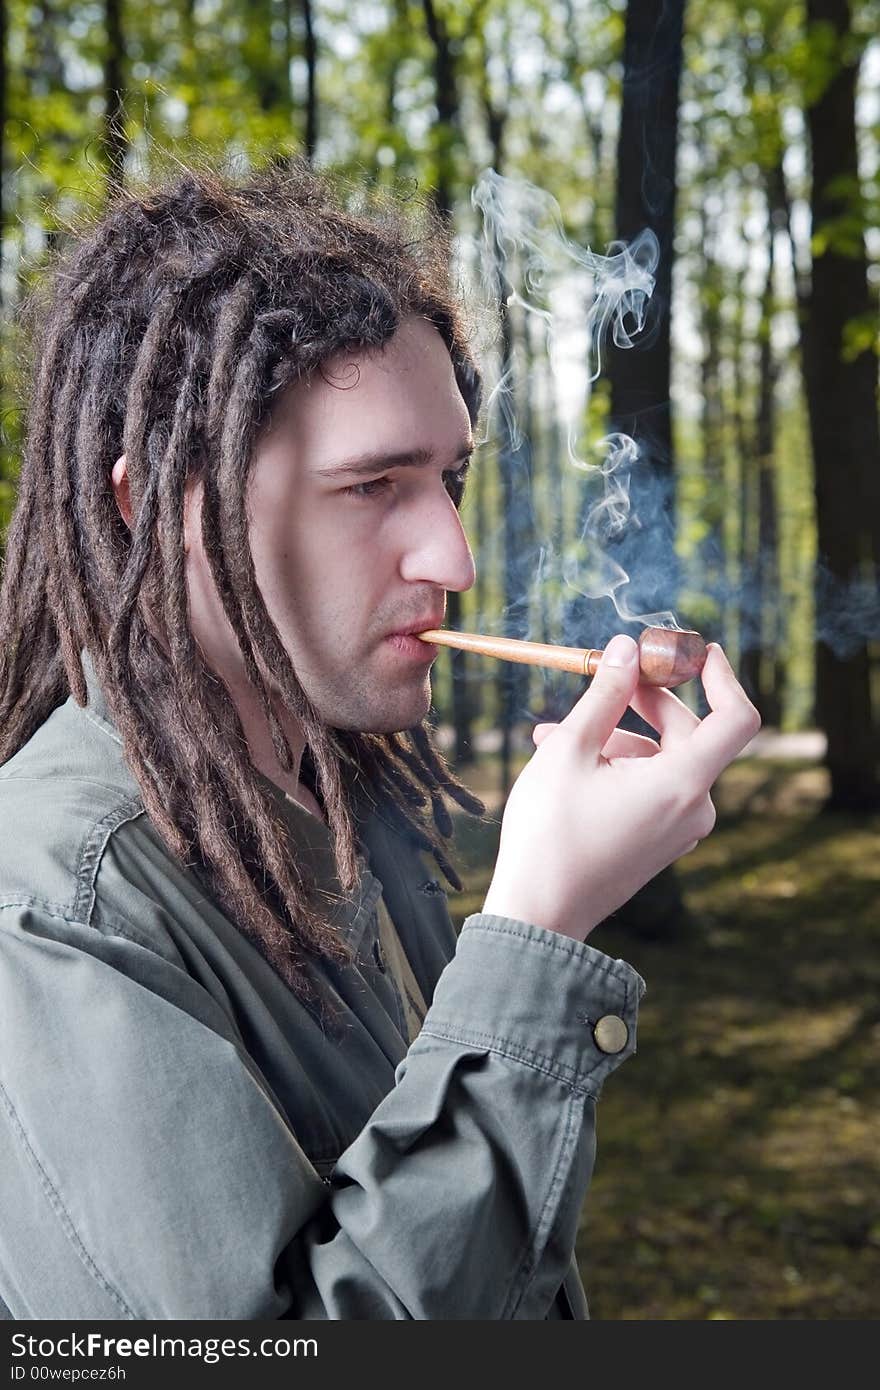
[0,155,486,1002]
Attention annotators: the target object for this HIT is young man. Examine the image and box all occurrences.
[0,161,759,1319]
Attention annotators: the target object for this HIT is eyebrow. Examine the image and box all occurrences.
[318,441,474,479]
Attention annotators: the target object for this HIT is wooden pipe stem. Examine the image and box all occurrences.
[417,626,708,688]
[418,630,597,676]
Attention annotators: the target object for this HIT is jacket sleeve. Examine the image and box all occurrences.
[0,904,644,1320]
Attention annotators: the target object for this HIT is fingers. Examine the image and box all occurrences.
[628,683,699,749]
[540,638,757,788]
[536,722,660,759]
[561,635,641,759]
[682,643,761,781]
[601,728,659,761]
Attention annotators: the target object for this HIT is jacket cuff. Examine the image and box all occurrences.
[419,913,646,1098]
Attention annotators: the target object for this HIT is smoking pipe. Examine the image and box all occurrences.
[416,626,707,688]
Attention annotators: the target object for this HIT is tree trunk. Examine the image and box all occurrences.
[494,287,533,799]
[421,0,474,767]
[474,30,537,796]
[0,0,6,311]
[421,0,458,205]
[696,175,725,647]
[180,0,198,134]
[741,188,783,724]
[603,0,689,938]
[103,0,126,197]
[300,0,317,160]
[560,0,605,250]
[602,0,685,623]
[802,0,880,809]
[733,277,757,677]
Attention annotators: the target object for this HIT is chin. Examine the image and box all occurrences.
[369,701,433,735]
[330,687,432,735]
[304,663,433,735]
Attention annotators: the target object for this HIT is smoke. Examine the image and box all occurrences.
[471,171,658,386]
[814,567,880,660]
[660,539,879,663]
[468,169,679,643]
[460,169,880,698]
[561,432,678,629]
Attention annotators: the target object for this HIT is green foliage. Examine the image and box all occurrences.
[842,310,880,361]
[811,171,873,258]
[1,0,878,739]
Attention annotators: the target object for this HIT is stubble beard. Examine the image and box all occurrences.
[292,658,434,736]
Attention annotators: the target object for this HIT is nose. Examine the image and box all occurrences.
[398,486,476,593]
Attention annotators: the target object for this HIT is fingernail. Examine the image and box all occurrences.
[603,634,637,668]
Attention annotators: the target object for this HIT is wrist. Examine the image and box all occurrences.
[481,884,595,942]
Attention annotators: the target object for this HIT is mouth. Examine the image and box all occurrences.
[384,616,445,663]
[389,615,446,638]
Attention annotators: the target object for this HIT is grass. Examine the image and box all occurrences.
[446,754,880,1320]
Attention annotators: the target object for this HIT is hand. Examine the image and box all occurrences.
[481,635,761,941]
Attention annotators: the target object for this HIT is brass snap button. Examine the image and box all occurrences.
[593,1015,628,1054]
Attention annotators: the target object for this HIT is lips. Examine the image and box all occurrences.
[388,616,445,638]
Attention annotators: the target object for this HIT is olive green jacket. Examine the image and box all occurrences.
[0,651,644,1320]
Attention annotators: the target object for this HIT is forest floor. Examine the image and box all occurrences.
[446,753,880,1319]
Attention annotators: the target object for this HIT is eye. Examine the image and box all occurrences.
[343,476,392,500]
[443,459,471,508]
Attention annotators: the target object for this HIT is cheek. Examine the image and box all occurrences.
[250,526,349,654]
[249,497,312,602]
[249,494,394,652]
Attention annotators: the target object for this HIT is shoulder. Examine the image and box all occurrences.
[0,696,186,966]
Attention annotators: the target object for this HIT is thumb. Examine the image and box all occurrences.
[562,634,640,755]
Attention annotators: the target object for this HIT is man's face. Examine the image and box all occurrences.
[184,315,476,734]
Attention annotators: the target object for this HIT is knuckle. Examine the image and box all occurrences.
[742,699,762,739]
[696,799,717,839]
[672,784,716,840]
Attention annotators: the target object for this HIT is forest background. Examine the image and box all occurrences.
[0,0,878,1319]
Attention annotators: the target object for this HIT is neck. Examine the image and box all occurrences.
[146,622,329,824]
[225,673,327,824]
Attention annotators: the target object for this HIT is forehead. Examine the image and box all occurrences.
[260,316,473,470]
